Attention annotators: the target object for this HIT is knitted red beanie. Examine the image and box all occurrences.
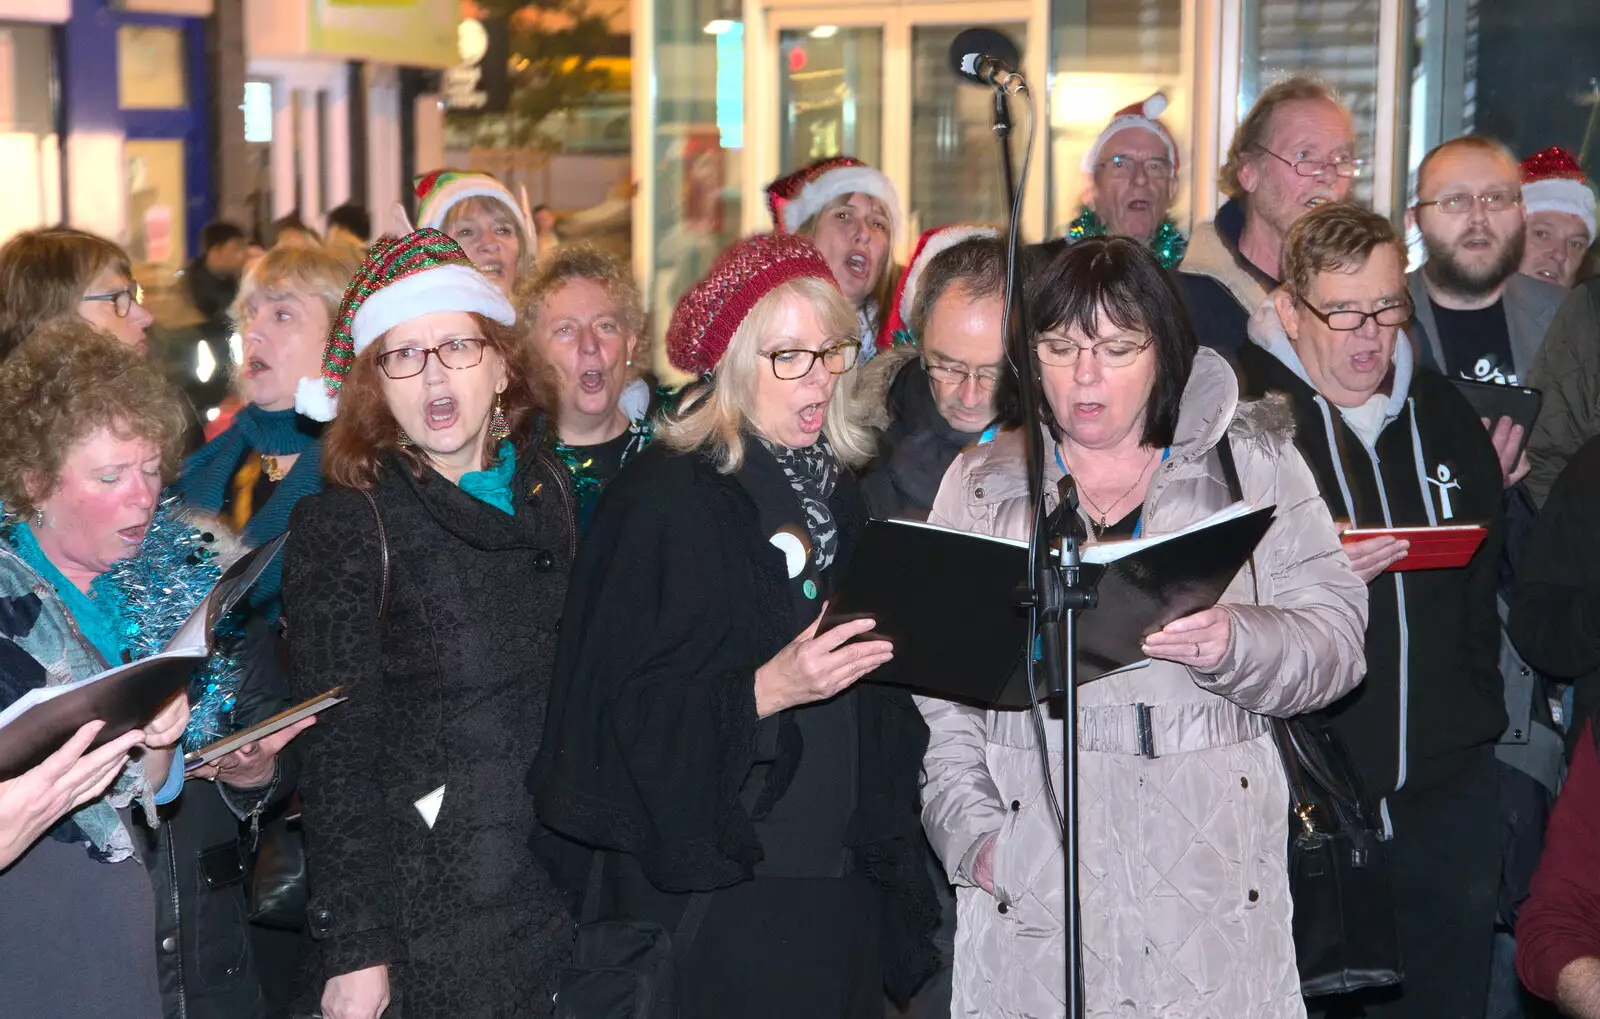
[666,233,837,377]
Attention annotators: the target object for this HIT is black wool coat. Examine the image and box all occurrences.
[530,440,941,1002]
[283,429,576,1018]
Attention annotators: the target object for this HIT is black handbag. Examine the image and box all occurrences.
[248,488,394,930]
[248,808,309,929]
[1273,714,1404,995]
[1213,437,1403,996]
[554,852,711,1018]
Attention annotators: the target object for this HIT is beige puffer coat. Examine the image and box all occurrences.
[919,348,1369,1019]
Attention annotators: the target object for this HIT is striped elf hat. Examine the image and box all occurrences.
[294,229,515,422]
[413,169,532,236]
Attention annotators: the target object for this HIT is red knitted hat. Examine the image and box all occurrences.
[765,156,903,239]
[666,233,838,377]
[880,224,1001,349]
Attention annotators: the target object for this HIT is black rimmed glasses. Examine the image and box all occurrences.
[1414,191,1523,215]
[762,340,860,380]
[377,337,487,380]
[1295,296,1412,332]
[1255,146,1368,179]
[923,358,1002,391]
[1099,155,1175,181]
[1035,335,1155,368]
[80,282,143,319]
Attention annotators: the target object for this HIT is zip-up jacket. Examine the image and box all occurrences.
[1237,302,1508,807]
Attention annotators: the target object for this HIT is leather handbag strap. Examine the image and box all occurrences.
[1215,434,1243,503]
[358,487,392,624]
[577,850,713,955]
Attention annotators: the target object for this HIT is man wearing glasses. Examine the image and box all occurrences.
[1407,136,1564,397]
[1179,75,1364,359]
[1238,202,1509,1019]
[1066,93,1187,269]
[862,229,1006,526]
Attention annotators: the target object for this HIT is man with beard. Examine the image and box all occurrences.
[1408,136,1565,391]
[1065,94,1186,270]
[1406,135,1568,1019]
[1178,76,1362,359]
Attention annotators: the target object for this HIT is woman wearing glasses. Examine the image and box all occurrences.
[281,231,575,1019]
[0,227,154,358]
[920,238,1367,1018]
[533,233,939,1018]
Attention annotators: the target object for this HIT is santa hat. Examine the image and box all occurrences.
[413,169,535,242]
[295,229,516,422]
[766,156,903,240]
[666,233,837,378]
[1521,147,1597,243]
[1080,93,1180,174]
[879,224,1002,349]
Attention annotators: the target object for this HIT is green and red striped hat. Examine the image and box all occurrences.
[295,228,515,421]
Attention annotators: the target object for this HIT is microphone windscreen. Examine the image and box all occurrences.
[948,27,1021,85]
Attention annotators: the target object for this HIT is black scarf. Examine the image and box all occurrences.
[757,433,840,569]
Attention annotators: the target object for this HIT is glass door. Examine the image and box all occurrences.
[751,2,1045,248]
[777,25,886,173]
[909,22,1029,235]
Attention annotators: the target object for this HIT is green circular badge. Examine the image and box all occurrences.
[802,579,818,600]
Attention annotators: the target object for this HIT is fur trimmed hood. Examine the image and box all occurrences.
[857,344,921,432]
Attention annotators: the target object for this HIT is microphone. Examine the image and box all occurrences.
[1056,475,1087,545]
[948,28,1024,90]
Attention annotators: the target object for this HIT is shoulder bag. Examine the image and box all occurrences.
[247,487,393,928]
[1214,436,1403,996]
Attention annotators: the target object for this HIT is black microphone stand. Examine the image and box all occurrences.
[988,71,1094,1019]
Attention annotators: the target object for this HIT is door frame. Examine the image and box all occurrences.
[744,0,1047,254]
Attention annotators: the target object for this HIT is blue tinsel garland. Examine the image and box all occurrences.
[104,499,245,752]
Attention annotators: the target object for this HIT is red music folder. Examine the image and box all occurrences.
[1340,525,1488,572]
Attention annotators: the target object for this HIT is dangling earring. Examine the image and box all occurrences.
[489,396,511,442]
[32,509,43,529]
[395,428,414,448]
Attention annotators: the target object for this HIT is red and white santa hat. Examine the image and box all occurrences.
[766,156,903,240]
[1521,147,1596,243]
[878,224,1001,350]
[1080,93,1180,174]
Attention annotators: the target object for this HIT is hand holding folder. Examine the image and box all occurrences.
[824,504,1276,708]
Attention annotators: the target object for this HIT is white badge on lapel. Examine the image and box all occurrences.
[414,785,445,829]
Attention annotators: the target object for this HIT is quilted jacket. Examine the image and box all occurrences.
[918,348,1369,1018]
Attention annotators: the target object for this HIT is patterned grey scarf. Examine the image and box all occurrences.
[758,433,840,569]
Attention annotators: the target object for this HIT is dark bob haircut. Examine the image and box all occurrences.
[1003,237,1197,448]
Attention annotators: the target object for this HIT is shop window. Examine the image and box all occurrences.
[118,25,188,110]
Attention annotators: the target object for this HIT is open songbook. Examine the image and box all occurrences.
[825,503,1275,708]
[0,533,288,780]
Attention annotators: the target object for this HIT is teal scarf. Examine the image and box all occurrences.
[10,523,126,664]
[460,442,517,515]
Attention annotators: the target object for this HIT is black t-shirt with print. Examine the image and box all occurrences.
[1431,298,1518,385]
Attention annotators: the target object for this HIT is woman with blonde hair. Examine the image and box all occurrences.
[533,232,939,1018]
[766,157,902,360]
[414,169,536,299]
[516,242,655,529]
[179,244,354,609]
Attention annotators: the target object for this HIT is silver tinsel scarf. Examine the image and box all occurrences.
[107,498,245,752]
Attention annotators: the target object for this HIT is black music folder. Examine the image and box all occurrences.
[826,504,1275,708]
[0,533,288,779]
